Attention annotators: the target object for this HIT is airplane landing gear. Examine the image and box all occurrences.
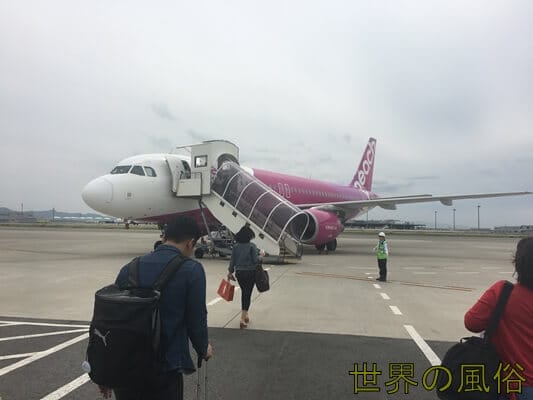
[326,239,337,252]
[315,239,337,254]
[315,243,326,254]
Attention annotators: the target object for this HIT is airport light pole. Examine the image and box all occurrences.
[477,205,481,231]
[434,210,437,230]
[453,208,456,231]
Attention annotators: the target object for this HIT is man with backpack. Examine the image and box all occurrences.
[95,216,213,400]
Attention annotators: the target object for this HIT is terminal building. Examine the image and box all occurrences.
[494,225,533,235]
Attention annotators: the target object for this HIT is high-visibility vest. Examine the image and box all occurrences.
[377,241,388,260]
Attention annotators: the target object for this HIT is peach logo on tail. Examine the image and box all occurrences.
[354,140,375,190]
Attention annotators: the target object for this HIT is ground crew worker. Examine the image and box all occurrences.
[374,232,389,281]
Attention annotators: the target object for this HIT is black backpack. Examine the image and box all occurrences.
[436,280,514,400]
[86,254,188,389]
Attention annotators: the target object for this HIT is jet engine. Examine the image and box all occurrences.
[296,208,343,246]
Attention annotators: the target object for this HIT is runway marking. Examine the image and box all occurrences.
[0,333,89,377]
[404,325,441,366]
[0,322,22,327]
[208,287,240,306]
[389,306,402,315]
[0,329,88,342]
[0,352,39,361]
[373,284,381,289]
[310,263,326,266]
[295,271,474,292]
[380,293,390,300]
[365,272,372,275]
[0,320,89,329]
[40,373,91,400]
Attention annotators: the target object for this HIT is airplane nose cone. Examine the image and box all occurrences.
[82,177,113,211]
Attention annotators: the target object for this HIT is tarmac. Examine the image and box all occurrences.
[0,226,522,399]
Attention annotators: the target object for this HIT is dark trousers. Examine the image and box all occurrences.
[236,270,255,311]
[378,259,387,281]
[114,372,183,400]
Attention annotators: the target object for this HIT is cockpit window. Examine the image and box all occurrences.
[144,166,157,177]
[110,165,132,174]
[131,165,145,176]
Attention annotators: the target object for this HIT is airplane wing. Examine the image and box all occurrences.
[298,191,532,213]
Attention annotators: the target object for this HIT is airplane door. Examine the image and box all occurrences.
[165,156,185,192]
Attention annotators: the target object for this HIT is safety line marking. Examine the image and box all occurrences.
[0,320,89,328]
[380,293,390,300]
[389,306,402,315]
[404,325,441,366]
[208,287,240,306]
[0,329,88,342]
[0,352,38,361]
[0,333,89,377]
[40,374,91,400]
[373,284,381,289]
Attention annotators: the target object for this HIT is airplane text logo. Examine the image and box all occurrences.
[354,140,375,190]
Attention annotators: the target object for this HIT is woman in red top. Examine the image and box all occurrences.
[465,237,533,400]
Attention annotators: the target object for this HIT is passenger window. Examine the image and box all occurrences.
[110,165,132,174]
[131,165,145,176]
[144,167,157,177]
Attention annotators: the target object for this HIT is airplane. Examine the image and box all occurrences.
[82,138,530,254]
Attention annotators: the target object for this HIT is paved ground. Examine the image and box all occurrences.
[0,227,522,399]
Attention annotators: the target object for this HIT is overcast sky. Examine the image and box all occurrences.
[1,0,532,227]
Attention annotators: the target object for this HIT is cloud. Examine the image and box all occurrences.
[151,103,177,121]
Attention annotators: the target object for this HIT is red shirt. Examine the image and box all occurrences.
[464,280,533,386]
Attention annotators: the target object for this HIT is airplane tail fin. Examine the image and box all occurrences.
[349,137,376,191]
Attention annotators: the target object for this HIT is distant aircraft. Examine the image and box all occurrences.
[82,138,530,254]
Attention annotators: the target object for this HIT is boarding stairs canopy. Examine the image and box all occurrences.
[171,141,309,257]
[204,162,309,257]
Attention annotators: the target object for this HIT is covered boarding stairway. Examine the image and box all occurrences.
[203,162,309,257]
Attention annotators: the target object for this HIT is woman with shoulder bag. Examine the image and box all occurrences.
[464,237,533,399]
[227,226,262,329]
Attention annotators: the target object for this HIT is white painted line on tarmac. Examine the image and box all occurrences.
[481,267,499,270]
[498,272,513,274]
[0,352,38,361]
[0,322,22,327]
[404,325,441,366]
[404,267,425,270]
[0,320,89,329]
[367,276,373,279]
[380,293,390,300]
[208,287,240,306]
[0,333,89,377]
[40,373,91,400]
[0,329,88,342]
[373,284,381,289]
[413,272,436,275]
[456,272,479,274]
[310,263,326,266]
[365,272,372,275]
[347,267,375,270]
[389,306,402,315]
[207,298,222,306]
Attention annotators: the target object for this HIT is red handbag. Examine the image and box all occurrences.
[217,279,235,301]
